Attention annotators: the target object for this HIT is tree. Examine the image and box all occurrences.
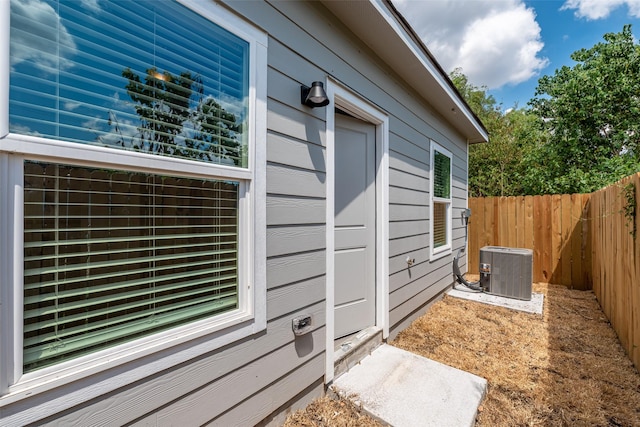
[191,96,245,165]
[122,67,196,157]
[451,69,542,197]
[104,67,243,166]
[528,25,640,193]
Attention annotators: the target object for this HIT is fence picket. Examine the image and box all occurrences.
[550,195,562,285]
[468,172,640,371]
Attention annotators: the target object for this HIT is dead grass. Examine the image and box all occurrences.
[284,283,640,426]
[282,395,384,427]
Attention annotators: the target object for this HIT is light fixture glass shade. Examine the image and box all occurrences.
[301,81,330,107]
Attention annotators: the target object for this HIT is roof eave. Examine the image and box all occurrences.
[321,0,489,144]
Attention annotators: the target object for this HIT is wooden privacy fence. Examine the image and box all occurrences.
[468,172,640,371]
[468,193,591,289]
[589,173,640,371]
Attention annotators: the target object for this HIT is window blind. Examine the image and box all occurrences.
[433,202,447,248]
[23,161,239,372]
[10,0,249,167]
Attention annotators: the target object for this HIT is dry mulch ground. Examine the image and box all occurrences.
[284,283,640,426]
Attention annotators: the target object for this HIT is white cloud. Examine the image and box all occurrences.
[561,0,640,20]
[81,0,101,13]
[8,122,42,137]
[393,0,548,90]
[11,0,77,71]
[64,101,81,111]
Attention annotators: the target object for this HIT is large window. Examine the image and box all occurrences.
[430,141,452,259]
[1,0,266,402]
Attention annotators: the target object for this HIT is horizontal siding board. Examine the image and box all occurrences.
[389,246,456,294]
[388,291,445,340]
[389,220,429,239]
[390,260,428,293]
[389,204,429,222]
[449,145,468,165]
[268,131,326,172]
[267,275,325,320]
[268,44,320,92]
[35,302,326,427]
[206,357,325,427]
[389,279,449,328]
[389,234,428,258]
[390,247,429,274]
[389,135,429,164]
[267,250,326,289]
[431,248,459,270]
[453,163,467,181]
[153,328,326,426]
[389,118,432,153]
[267,100,325,147]
[390,262,450,310]
[452,186,467,200]
[389,150,429,179]
[390,274,431,312]
[267,163,325,198]
[267,195,325,226]
[389,186,428,205]
[266,225,325,257]
[452,228,467,243]
[267,38,322,87]
[389,168,429,192]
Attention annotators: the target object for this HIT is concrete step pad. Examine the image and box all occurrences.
[332,344,487,427]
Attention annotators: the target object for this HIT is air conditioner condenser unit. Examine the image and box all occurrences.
[479,246,533,300]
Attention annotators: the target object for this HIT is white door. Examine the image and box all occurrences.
[334,113,376,339]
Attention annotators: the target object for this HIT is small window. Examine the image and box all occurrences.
[430,142,452,259]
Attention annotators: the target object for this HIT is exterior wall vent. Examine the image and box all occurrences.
[479,246,533,300]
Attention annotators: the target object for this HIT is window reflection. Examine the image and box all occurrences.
[10,0,249,167]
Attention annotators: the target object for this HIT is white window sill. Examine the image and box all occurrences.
[430,246,452,262]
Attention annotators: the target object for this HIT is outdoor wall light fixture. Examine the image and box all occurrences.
[301,81,330,108]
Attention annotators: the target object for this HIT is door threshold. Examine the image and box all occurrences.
[333,326,382,380]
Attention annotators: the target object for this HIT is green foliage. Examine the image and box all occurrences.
[457,26,640,197]
[528,25,640,194]
[122,67,197,156]
[451,69,543,197]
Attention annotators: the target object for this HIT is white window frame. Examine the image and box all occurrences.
[0,0,267,416]
[429,140,452,260]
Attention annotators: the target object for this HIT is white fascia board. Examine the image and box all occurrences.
[321,0,488,144]
[368,0,487,141]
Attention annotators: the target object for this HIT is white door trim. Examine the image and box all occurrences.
[324,78,389,384]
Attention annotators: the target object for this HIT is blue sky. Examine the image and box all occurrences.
[394,0,640,110]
